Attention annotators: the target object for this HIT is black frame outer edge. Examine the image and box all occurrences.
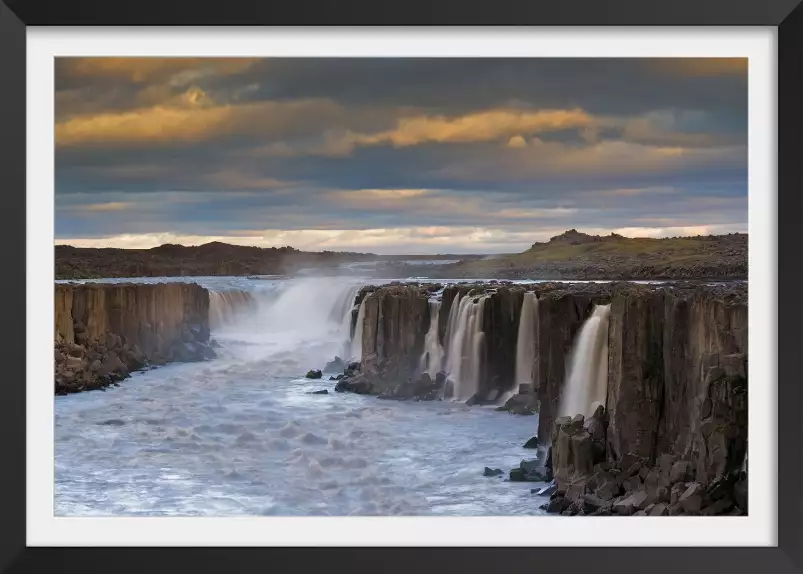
[0,0,802,26]
[0,1,801,572]
[778,1,803,571]
[0,2,27,574]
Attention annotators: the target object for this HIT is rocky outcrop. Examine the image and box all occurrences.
[658,290,748,484]
[434,231,748,281]
[543,283,748,515]
[355,284,431,392]
[604,285,748,484]
[54,282,215,394]
[542,415,747,516]
[605,289,666,461]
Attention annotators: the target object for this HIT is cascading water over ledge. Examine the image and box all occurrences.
[444,294,488,401]
[514,292,539,392]
[559,303,611,418]
[349,297,368,361]
[419,299,444,378]
[206,278,365,375]
[208,289,259,330]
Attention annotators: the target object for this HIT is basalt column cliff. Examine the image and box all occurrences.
[339,281,748,515]
[54,283,216,394]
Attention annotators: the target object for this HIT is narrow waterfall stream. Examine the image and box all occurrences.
[559,304,611,418]
[419,300,444,378]
[513,292,539,395]
[444,294,488,400]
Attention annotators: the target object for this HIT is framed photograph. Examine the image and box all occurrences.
[1,1,801,572]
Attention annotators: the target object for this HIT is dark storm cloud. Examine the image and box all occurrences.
[54,57,748,252]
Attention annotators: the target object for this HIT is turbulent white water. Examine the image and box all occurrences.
[559,304,611,419]
[55,276,544,516]
[514,292,539,391]
[444,294,488,401]
[419,300,444,378]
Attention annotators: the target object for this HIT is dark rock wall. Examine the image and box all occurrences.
[606,290,666,462]
[54,282,212,393]
[480,287,524,397]
[359,285,430,385]
[657,290,748,483]
[60,282,210,358]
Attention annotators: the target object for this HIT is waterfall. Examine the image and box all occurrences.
[419,300,444,378]
[207,278,365,373]
[559,304,611,418]
[444,294,488,401]
[443,292,463,350]
[208,289,258,330]
[349,297,367,361]
[334,285,361,329]
[514,292,539,390]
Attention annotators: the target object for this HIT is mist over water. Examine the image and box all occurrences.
[55,276,544,516]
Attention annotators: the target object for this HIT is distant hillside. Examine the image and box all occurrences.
[54,242,482,280]
[54,242,365,279]
[435,230,748,280]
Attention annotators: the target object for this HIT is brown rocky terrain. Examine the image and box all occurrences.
[332,279,747,515]
[56,230,745,281]
[54,242,479,280]
[54,242,371,279]
[433,229,748,280]
[54,282,216,394]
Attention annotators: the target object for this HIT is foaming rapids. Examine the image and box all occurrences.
[559,304,611,418]
[211,278,362,374]
[444,293,488,401]
[419,300,444,378]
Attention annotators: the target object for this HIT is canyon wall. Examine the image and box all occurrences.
[354,281,748,489]
[358,284,431,385]
[54,282,214,393]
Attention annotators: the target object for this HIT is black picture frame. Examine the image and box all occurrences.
[0,1,800,572]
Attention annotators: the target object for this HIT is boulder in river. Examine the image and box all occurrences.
[523,437,539,449]
[305,369,323,379]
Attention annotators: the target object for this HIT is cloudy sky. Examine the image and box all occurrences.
[54,57,747,254]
